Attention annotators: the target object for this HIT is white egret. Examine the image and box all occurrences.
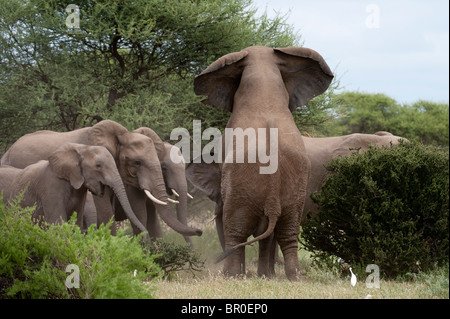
[349,267,357,287]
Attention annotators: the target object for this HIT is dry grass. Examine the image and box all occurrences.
[153,265,432,299]
[151,226,447,299]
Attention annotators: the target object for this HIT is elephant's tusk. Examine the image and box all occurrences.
[167,198,180,204]
[171,188,180,197]
[187,193,194,199]
[144,190,168,206]
[207,215,217,224]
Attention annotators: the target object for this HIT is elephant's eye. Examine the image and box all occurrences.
[134,160,142,167]
[96,163,102,169]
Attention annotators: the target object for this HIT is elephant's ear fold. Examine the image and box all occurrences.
[88,120,128,158]
[194,50,248,112]
[185,159,222,203]
[274,47,334,112]
[48,143,85,189]
[134,127,166,160]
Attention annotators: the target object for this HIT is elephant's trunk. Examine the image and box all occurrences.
[150,182,202,237]
[171,176,193,245]
[106,174,148,234]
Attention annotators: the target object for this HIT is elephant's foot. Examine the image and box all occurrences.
[257,266,275,279]
[223,246,246,278]
[283,252,301,281]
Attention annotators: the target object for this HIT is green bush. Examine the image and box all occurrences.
[146,239,205,279]
[301,141,449,278]
[0,196,161,299]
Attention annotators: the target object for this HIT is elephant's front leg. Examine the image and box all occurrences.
[93,187,117,235]
[146,200,163,240]
[124,186,148,235]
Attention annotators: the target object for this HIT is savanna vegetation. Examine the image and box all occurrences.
[302,141,449,279]
[0,0,448,299]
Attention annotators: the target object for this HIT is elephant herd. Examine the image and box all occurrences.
[0,46,405,281]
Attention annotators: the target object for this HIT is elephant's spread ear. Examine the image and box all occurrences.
[185,159,221,203]
[274,47,334,112]
[194,50,248,112]
[88,120,128,158]
[134,127,166,160]
[48,143,85,189]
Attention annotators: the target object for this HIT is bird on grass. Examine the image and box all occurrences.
[349,267,357,287]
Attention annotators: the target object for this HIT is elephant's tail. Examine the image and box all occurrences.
[215,214,279,264]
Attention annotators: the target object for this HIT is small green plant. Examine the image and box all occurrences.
[301,141,449,279]
[416,263,449,298]
[0,196,161,299]
[146,238,205,279]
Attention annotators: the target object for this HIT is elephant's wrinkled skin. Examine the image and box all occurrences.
[187,131,407,271]
[0,143,143,230]
[303,131,406,215]
[1,120,202,237]
[192,46,333,280]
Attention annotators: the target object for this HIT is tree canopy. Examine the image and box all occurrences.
[1,0,447,153]
[318,92,449,148]
[0,0,301,151]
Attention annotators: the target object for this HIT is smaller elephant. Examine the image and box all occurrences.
[302,131,407,216]
[0,120,199,237]
[84,127,198,243]
[0,143,147,232]
[133,127,195,244]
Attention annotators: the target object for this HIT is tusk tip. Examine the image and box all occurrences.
[171,188,180,197]
[144,189,168,206]
[167,198,180,204]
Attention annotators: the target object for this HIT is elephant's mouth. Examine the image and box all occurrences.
[88,183,105,197]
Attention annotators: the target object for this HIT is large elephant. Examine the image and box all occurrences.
[187,131,407,268]
[0,143,145,230]
[192,46,333,280]
[1,120,202,237]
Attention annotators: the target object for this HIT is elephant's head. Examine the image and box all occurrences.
[194,46,333,113]
[87,120,167,205]
[48,143,147,233]
[134,127,196,242]
[87,120,202,237]
[133,127,193,200]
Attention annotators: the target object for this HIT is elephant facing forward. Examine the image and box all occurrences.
[93,127,195,244]
[1,120,202,238]
[0,143,145,230]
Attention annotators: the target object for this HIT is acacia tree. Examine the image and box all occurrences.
[318,92,449,147]
[0,0,301,150]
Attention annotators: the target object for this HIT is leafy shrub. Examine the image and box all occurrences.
[301,141,449,278]
[146,239,205,279]
[0,196,161,299]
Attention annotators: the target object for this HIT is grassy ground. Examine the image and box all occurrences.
[154,265,438,299]
[152,226,449,299]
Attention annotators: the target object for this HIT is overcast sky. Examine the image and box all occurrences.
[251,0,449,105]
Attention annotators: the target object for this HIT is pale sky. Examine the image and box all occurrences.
[252,0,449,105]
